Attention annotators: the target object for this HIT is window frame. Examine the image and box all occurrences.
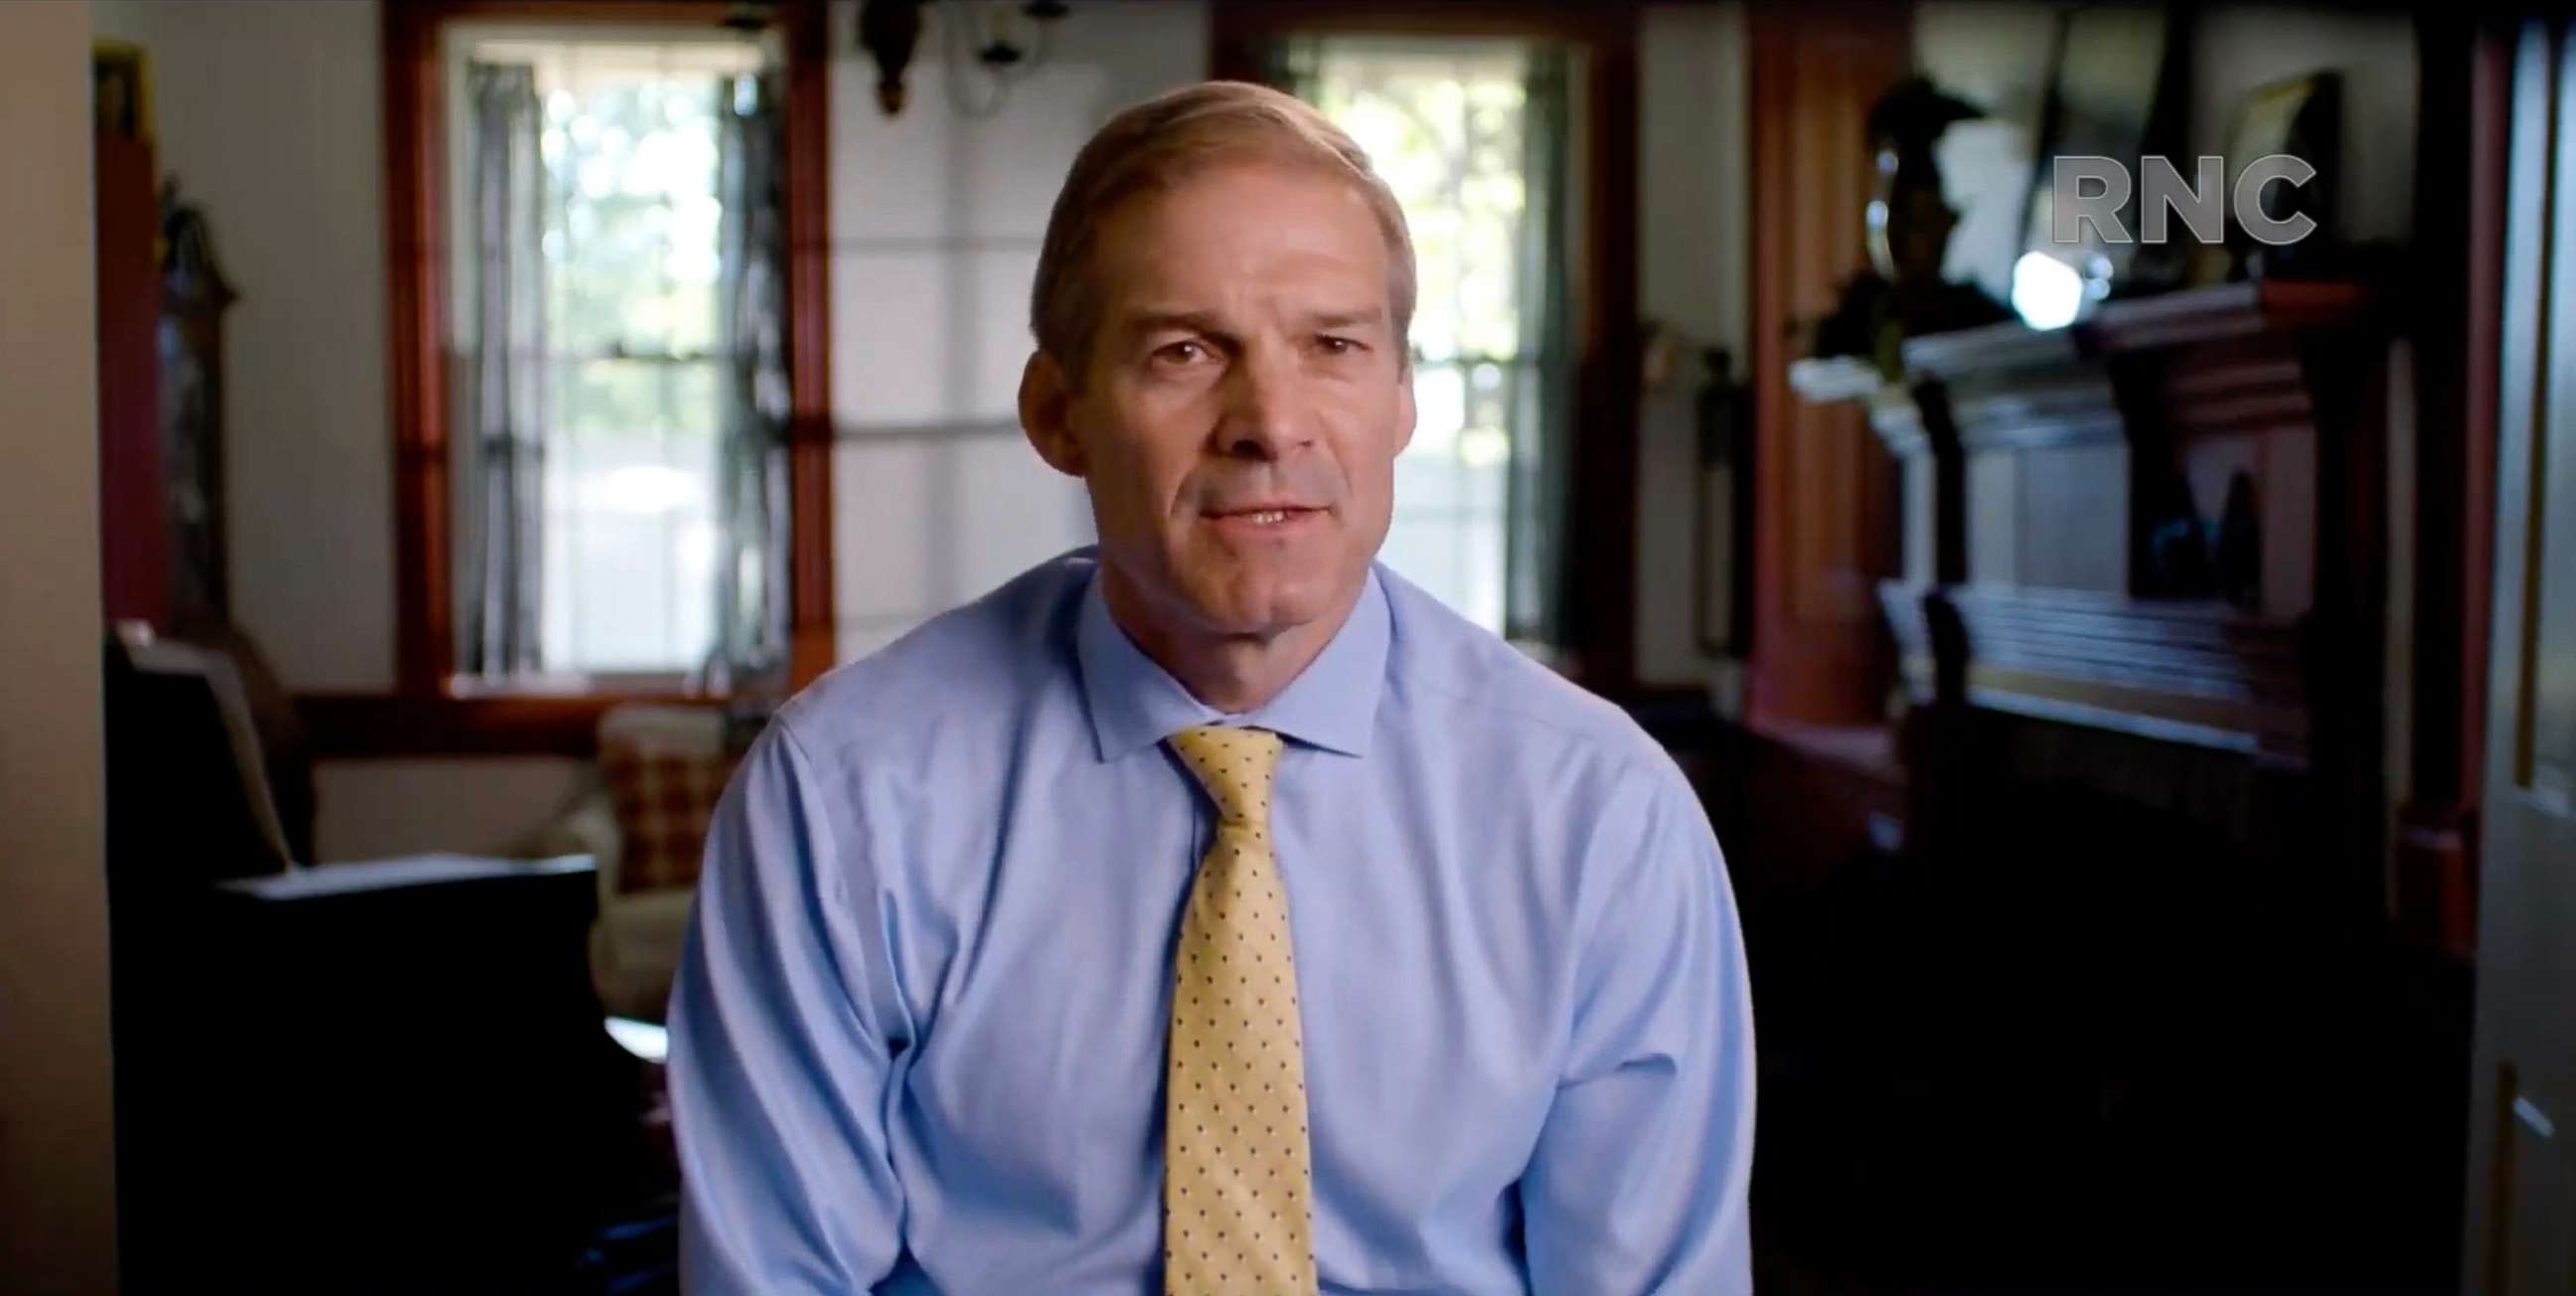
[1211,0,1644,698]
[1296,37,1550,635]
[345,0,835,755]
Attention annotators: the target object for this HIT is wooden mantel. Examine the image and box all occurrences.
[1903,278,2381,375]
[1811,278,2393,893]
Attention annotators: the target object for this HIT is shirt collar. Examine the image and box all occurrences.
[1074,557,1388,762]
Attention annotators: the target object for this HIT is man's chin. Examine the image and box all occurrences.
[1188,570,1345,641]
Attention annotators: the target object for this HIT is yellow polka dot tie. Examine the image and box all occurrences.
[1163,726,1318,1296]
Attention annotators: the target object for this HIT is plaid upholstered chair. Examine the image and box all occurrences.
[555,704,753,1020]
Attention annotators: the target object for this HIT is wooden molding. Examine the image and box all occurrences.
[298,692,724,759]
[95,132,169,630]
[1745,3,1911,729]
[2153,352,2315,438]
[783,0,836,690]
[1210,0,1637,63]
[2081,279,2381,354]
[383,0,450,695]
[1882,581,2310,759]
[1945,371,2128,454]
[1852,282,2379,475]
[1895,280,2383,382]
[1900,320,2082,382]
[1572,11,1643,700]
[2392,797,2480,964]
[402,0,740,20]
[2399,14,2511,942]
[378,0,838,737]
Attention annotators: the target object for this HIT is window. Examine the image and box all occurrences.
[1285,37,1572,639]
[356,4,831,756]
[444,31,781,688]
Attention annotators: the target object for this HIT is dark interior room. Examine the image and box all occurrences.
[1,0,2568,1291]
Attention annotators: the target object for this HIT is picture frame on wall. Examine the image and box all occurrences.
[2214,71,2341,282]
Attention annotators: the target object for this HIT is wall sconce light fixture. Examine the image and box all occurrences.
[860,0,1070,118]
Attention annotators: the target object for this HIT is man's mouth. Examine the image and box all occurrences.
[1204,505,1327,534]
[1208,505,1323,524]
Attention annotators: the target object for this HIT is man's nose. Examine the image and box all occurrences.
[1213,346,1314,460]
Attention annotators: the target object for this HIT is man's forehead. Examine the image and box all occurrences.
[1093,172,1389,305]
[1110,301,1393,336]
[1115,150,1376,217]
[1100,160,1381,252]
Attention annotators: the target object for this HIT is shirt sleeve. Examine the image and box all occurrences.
[1519,753,1757,1295]
[667,718,907,1292]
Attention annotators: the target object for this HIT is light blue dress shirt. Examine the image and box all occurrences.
[669,547,1756,1294]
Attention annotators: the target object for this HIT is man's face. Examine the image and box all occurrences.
[1022,159,1414,643]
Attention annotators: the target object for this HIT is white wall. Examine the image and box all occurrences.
[826,0,1208,660]
[92,0,395,694]
[1916,1,2061,303]
[1633,2,1751,692]
[0,1,120,1286]
[1918,1,2419,301]
[2187,5,2416,245]
[315,756,600,862]
[89,0,589,862]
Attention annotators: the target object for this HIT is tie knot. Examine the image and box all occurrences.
[1169,725,1281,826]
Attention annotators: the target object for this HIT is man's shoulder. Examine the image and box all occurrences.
[769,548,1093,762]
[1374,564,1673,777]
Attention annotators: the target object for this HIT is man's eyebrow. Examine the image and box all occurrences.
[1299,307,1388,333]
[1115,307,1388,336]
[1119,309,1230,337]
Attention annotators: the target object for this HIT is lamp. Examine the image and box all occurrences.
[860,0,1070,118]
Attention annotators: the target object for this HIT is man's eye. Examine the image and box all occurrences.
[1316,335,1360,356]
[1154,340,1209,365]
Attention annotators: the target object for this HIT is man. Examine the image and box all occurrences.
[668,81,1755,1294]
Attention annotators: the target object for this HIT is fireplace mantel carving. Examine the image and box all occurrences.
[1803,279,2391,870]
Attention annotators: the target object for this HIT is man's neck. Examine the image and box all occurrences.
[1099,566,1364,716]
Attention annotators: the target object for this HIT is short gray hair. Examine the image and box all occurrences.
[1029,80,1416,381]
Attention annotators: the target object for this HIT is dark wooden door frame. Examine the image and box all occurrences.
[1743,3,1911,731]
[2394,13,2514,961]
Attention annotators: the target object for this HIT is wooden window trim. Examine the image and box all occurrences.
[1211,0,1644,700]
[340,0,835,758]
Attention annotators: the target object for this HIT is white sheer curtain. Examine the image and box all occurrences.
[710,65,793,691]
[458,60,550,679]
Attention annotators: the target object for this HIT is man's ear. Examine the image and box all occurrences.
[1394,363,1417,458]
[1019,350,1088,478]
